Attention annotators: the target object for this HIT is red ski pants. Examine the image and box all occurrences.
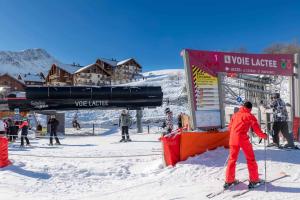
[225,140,259,183]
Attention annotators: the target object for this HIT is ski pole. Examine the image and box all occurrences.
[264,138,267,192]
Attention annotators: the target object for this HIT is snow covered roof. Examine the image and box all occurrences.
[117,58,132,65]
[117,58,142,68]
[74,63,111,76]
[97,58,118,67]
[19,73,45,82]
[0,73,26,85]
[54,63,82,74]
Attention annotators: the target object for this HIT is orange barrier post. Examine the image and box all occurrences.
[292,117,300,142]
[161,134,181,166]
[0,137,11,168]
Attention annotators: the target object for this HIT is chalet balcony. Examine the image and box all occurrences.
[49,74,59,79]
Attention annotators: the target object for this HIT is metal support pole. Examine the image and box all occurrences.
[182,50,196,130]
[92,123,95,135]
[264,139,267,192]
[218,73,226,128]
[136,110,143,133]
[293,53,300,117]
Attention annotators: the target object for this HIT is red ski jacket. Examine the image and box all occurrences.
[228,106,267,146]
[19,121,29,129]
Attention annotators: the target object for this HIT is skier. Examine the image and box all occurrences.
[72,112,81,130]
[267,93,297,149]
[224,101,267,189]
[119,110,131,142]
[18,118,30,147]
[164,107,173,134]
[0,118,5,136]
[48,115,61,145]
[177,112,183,129]
[6,118,15,142]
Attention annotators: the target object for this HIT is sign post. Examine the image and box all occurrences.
[182,49,294,130]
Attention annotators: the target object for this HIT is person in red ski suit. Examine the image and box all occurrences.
[224,101,267,188]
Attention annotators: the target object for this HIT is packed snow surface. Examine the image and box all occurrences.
[1,131,300,200]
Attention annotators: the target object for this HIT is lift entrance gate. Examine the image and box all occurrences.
[182,49,297,130]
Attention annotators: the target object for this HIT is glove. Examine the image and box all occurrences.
[261,133,268,139]
[259,133,268,144]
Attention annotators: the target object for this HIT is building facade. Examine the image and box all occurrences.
[0,73,26,92]
[45,58,142,86]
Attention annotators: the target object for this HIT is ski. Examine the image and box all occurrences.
[206,179,247,199]
[232,173,289,198]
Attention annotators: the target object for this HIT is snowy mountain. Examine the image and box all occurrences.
[0,48,62,74]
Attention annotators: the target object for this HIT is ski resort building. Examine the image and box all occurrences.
[17,73,46,86]
[0,73,26,92]
[45,58,142,86]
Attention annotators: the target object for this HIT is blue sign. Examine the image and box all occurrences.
[237,96,243,103]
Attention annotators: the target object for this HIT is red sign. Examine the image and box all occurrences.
[186,49,294,76]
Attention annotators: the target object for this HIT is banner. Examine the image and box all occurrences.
[186,50,293,76]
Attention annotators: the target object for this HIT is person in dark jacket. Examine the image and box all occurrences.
[268,93,296,148]
[18,118,30,147]
[119,110,131,142]
[165,107,173,134]
[177,112,183,129]
[6,118,15,142]
[48,115,61,145]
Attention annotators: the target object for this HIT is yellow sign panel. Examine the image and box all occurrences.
[195,70,218,86]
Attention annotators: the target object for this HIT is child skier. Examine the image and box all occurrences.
[224,101,267,189]
[18,118,30,147]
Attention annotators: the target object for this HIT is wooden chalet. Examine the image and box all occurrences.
[45,57,142,86]
[0,73,26,92]
[18,73,45,86]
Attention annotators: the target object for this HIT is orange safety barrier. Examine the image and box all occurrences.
[179,131,229,161]
[0,137,11,168]
[292,117,300,142]
[161,134,181,166]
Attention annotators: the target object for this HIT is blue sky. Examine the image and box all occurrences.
[0,0,299,71]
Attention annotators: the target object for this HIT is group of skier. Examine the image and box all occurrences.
[0,115,61,147]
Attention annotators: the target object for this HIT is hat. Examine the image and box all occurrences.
[165,107,170,114]
[243,101,253,110]
[271,93,280,99]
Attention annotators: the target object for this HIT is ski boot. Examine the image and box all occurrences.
[248,179,264,189]
[119,138,126,142]
[223,180,239,189]
[126,138,132,142]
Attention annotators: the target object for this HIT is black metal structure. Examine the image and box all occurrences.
[4,86,163,111]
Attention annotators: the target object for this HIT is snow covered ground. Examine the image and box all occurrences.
[1,69,300,200]
[1,130,300,200]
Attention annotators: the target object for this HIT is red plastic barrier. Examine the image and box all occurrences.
[161,134,181,166]
[0,137,11,168]
[293,117,300,142]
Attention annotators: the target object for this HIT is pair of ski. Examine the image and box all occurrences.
[206,172,289,199]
